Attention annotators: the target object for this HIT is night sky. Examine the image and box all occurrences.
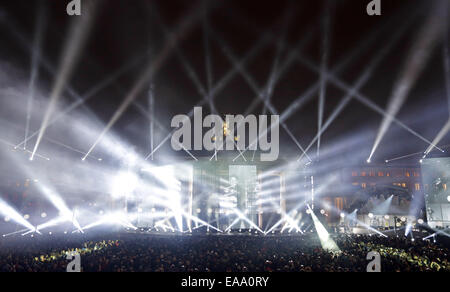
[0,0,449,169]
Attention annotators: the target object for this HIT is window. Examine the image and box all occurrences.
[378,172,384,177]
[352,182,359,186]
[405,172,410,177]
[369,171,375,177]
[415,183,421,191]
[402,183,406,188]
[413,172,420,177]
[444,184,447,191]
[361,172,367,177]
[362,183,367,189]
[352,172,358,177]
[386,172,390,177]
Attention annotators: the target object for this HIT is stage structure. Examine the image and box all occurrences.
[133,157,312,232]
[421,158,450,228]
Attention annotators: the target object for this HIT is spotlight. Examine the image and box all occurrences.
[320,209,325,215]
[41,212,47,218]
[401,217,406,222]
[384,215,390,220]
[4,217,10,222]
[196,208,201,214]
[366,159,371,164]
[368,213,374,218]
[306,209,311,215]
[447,196,450,203]
[419,159,423,164]
[340,213,345,218]
[23,214,30,220]
[418,219,424,224]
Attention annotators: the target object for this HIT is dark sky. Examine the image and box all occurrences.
[0,0,449,166]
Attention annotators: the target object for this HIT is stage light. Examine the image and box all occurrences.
[418,219,424,224]
[384,215,390,220]
[110,172,138,199]
[307,206,340,253]
[24,214,30,220]
[320,209,325,215]
[4,217,10,222]
[196,208,201,214]
[340,213,345,218]
[447,196,450,202]
[306,209,311,215]
[368,213,374,218]
[41,212,47,218]
[366,159,371,164]
[401,217,406,222]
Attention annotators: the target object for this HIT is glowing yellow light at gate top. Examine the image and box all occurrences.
[223,123,229,136]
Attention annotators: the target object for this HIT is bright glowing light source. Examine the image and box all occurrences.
[41,212,47,218]
[320,209,325,215]
[99,210,104,215]
[4,217,10,222]
[340,213,345,218]
[306,209,311,215]
[384,215,390,220]
[110,172,138,198]
[418,219,424,224]
[196,208,201,214]
[401,217,406,222]
[368,213,374,218]
[447,196,450,202]
[307,206,340,253]
[24,214,30,220]
[137,208,143,213]
[366,159,371,164]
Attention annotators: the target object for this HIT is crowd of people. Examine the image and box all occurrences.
[0,232,448,272]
